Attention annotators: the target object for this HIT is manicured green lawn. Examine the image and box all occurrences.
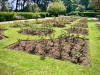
[0,18,100,75]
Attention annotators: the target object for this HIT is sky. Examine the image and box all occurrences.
[8,0,16,9]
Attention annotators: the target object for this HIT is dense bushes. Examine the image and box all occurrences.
[0,12,16,21]
[0,12,47,21]
[96,15,100,20]
[17,12,46,19]
[17,12,38,19]
[67,12,78,16]
[67,12,96,17]
[79,12,96,17]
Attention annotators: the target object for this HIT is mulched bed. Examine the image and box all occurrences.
[67,27,89,35]
[7,36,90,67]
[19,28,55,35]
[74,23,88,28]
[0,29,7,40]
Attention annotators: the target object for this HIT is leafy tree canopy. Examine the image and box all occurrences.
[47,1,66,14]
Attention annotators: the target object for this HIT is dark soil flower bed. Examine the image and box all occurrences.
[19,28,55,35]
[74,23,88,28]
[7,36,90,67]
[74,18,88,28]
[67,27,89,35]
[42,20,66,27]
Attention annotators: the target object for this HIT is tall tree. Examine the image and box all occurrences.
[91,0,100,9]
[79,0,89,9]
[23,3,40,12]
[1,0,8,11]
[63,0,72,13]
[14,0,53,11]
[0,0,2,9]
[53,0,61,2]
[15,0,28,11]
[37,0,53,11]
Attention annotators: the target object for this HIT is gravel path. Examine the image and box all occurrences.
[0,17,100,25]
[0,17,52,25]
[92,18,100,25]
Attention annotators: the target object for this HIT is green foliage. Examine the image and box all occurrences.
[0,12,16,21]
[17,12,46,19]
[63,0,72,13]
[88,1,93,10]
[1,1,8,11]
[79,0,89,9]
[23,4,33,12]
[76,5,85,12]
[68,11,96,17]
[53,0,61,2]
[39,12,46,18]
[96,15,100,20]
[91,0,100,9]
[67,11,79,15]
[79,12,96,17]
[47,1,66,15]
[23,3,40,12]
[17,12,38,19]
[33,3,41,12]
[0,12,47,21]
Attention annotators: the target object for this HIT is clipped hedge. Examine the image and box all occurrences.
[17,12,37,19]
[0,12,16,21]
[0,12,47,21]
[39,12,46,18]
[67,12,96,17]
[96,15,100,20]
[67,12,78,16]
[17,12,47,19]
[79,12,96,17]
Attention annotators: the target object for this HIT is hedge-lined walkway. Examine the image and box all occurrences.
[92,18,100,25]
[0,17,52,25]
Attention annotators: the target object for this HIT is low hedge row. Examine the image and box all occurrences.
[0,12,16,21]
[17,12,46,19]
[79,12,96,17]
[68,12,96,17]
[96,15,100,20]
[0,12,47,21]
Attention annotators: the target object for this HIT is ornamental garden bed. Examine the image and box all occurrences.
[6,17,90,67]
[7,35,90,67]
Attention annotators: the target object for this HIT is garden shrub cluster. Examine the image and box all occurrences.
[17,12,46,19]
[79,12,96,17]
[68,12,96,17]
[0,12,47,21]
[96,15,100,20]
[0,12,16,21]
